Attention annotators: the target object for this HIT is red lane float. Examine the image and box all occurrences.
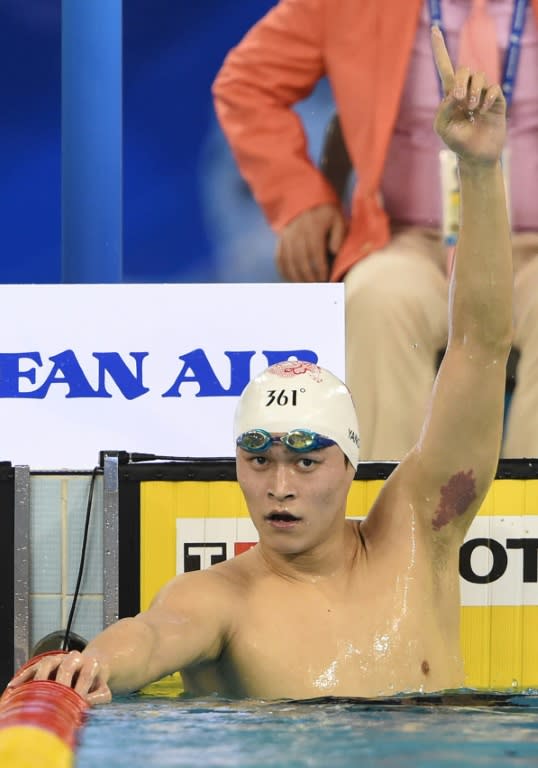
[0,652,88,768]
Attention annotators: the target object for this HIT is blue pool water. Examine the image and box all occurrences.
[77,692,538,768]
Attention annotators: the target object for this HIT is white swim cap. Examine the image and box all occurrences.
[234,361,360,468]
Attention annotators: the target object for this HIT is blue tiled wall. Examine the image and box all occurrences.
[30,475,104,652]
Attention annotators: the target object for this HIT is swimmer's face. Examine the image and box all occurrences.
[236,436,354,555]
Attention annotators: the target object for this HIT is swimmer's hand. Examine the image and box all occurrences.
[7,651,112,706]
[431,25,506,165]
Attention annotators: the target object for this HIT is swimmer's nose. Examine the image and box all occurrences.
[267,463,296,501]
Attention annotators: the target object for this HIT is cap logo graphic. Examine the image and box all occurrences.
[266,388,304,407]
[269,361,323,382]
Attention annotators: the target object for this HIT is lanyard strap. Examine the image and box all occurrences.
[428,0,529,108]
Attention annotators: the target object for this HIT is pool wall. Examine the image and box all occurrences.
[7,459,538,692]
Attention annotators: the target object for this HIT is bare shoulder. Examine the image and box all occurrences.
[152,545,261,611]
[209,544,264,590]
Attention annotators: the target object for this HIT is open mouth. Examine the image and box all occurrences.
[266,512,300,523]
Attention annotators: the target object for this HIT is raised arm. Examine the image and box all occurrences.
[365,28,512,541]
[8,571,234,705]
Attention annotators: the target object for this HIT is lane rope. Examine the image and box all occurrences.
[0,652,88,768]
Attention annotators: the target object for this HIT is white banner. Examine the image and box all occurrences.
[0,283,345,469]
[460,515,538,606]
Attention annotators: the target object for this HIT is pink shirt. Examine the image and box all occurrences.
[381,0,538,231]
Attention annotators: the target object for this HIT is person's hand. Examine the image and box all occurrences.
[7,651,112,706]
[276,203,347,282]
[431,26,506,165]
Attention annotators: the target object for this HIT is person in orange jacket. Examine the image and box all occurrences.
[213,0,538,461]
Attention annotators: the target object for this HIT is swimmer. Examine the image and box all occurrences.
[8,28,512,704]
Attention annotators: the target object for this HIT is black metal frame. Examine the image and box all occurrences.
[0,462,14,689]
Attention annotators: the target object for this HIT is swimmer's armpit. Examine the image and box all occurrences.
[431,469,477,531]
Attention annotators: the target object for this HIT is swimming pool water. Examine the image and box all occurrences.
[77,692,538,768]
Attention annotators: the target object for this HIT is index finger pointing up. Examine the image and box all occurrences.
[431,25,455,95]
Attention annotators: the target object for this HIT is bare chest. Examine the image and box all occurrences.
[219,572,461,699]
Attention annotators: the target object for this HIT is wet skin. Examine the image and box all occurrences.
[180,442,465,699]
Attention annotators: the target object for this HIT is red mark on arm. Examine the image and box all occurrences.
[432,469,477,531]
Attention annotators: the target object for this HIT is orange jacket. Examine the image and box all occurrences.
[213,0,538,281]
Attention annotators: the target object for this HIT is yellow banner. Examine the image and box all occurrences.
[140,478,538,690]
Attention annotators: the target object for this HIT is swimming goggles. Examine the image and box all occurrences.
[236,428,336,453]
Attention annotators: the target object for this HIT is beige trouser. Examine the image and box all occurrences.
[344,226,538,461]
